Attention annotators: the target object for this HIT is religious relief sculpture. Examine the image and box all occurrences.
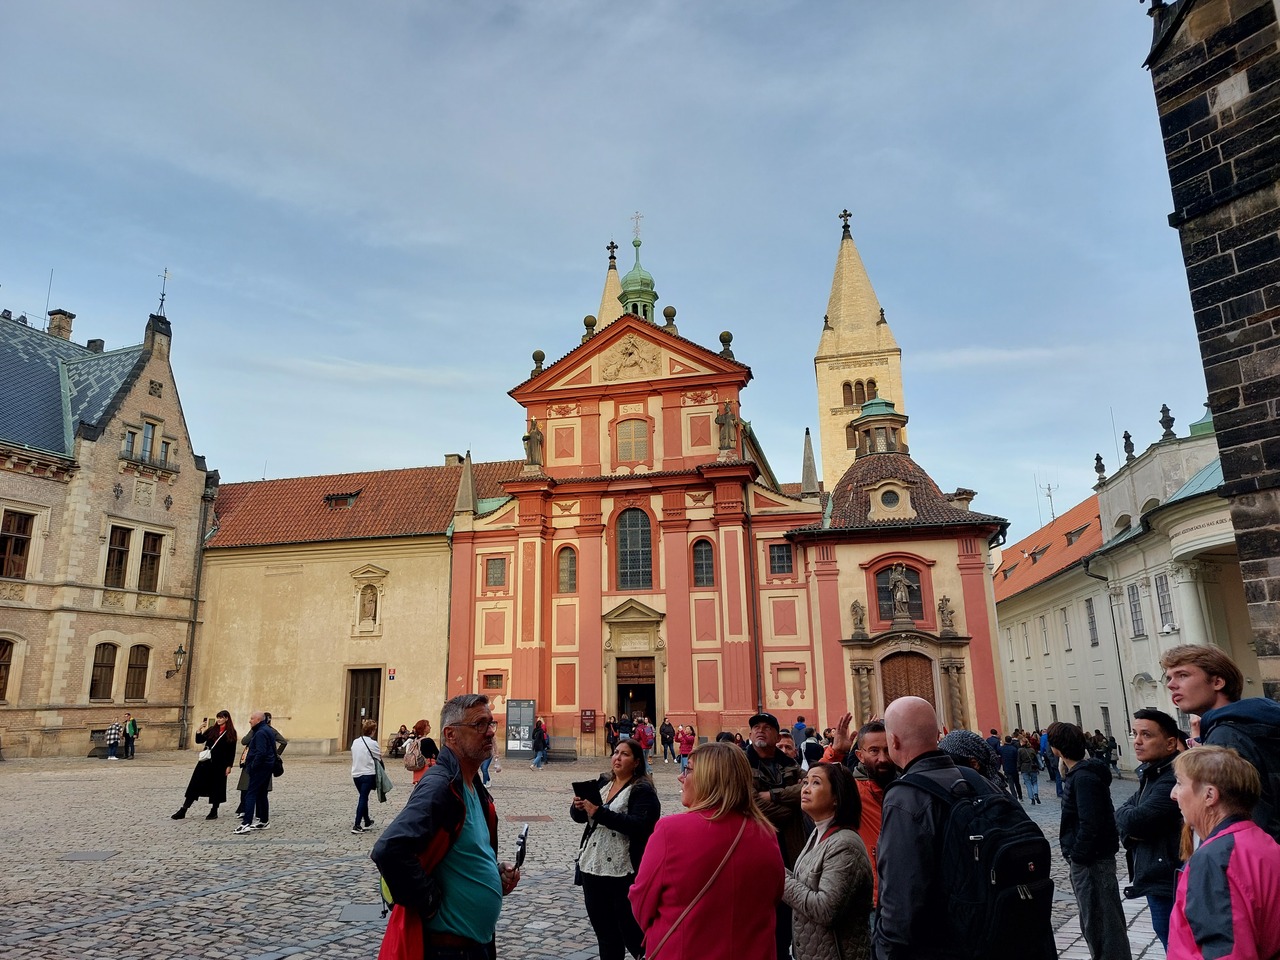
[850,599,868,637]
[523,418,544,466]
[938,595,956,636]
[888,562,915,620]
[715,401,739,451]
[360,585,378,623]
[601,334,660,381]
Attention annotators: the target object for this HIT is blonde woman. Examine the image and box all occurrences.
[630,742,783,960]
[350,719,381,834]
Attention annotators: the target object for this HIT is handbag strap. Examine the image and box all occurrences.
[648,816,748,960]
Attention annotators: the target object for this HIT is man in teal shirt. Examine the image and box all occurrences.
[373,694,520,959]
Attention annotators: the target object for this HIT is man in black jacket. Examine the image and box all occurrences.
[235,711,277,834]
[1115,708,1181,951]
[1047,721,1132,960]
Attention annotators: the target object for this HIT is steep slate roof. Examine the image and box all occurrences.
[209,459,523,548]
[818,451,1006,532]
[0,313,144,455]
[993,495,1102,603]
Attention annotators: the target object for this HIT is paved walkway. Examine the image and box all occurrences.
[0,752,1164,959]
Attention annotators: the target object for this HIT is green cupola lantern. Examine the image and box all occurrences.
[618,237,658,323]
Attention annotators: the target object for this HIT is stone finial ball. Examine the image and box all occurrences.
[663,305,676,321]
[532,349,545,363]
[584,315,597,329]
[720,331,733,345]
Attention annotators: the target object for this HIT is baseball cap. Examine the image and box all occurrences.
[748,712,780,731]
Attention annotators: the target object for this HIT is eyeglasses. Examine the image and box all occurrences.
[452,719,498,732]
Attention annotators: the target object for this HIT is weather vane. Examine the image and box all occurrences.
[631,210,644,239]
[157,267,170,316]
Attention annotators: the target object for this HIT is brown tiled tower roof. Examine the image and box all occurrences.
[822,451,1006,532]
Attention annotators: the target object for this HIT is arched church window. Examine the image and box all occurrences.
[876,565,923,621]
[854,381,866,405]
[617,419,650,462]
[557,547,577,593]
[124,644,150,700]
[867,379,878,399]
[842,382,854,406]
[617,509,653,590]
[692,539,715,587]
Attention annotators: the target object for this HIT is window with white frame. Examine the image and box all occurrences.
[1021,622,1030,658]
[1085,597,1099,646]
[1061,607,1072,650]
[1127,583,1146,637]
[1155,573,1174,630]
[1015,703,1023,729]
[1005,627,1014,662]
[1039,615,1049,655]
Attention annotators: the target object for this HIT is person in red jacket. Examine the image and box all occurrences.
[630,742,784,960]
[1169,745,1280,960]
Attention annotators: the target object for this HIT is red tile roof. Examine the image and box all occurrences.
[209,460,523,548]
[992,494,1101,603]
[823,452,1006,531]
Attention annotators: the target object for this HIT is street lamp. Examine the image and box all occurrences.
[165,644,187,679]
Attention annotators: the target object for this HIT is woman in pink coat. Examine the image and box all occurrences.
[629,741,784,960]
[1168,745,1280,960]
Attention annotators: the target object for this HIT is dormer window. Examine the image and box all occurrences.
[324,490,361,510]
[867,481,916,522]
[1064,523,1090,546]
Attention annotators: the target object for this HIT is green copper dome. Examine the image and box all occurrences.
[618,237,658,321]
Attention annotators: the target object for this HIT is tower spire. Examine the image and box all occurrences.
[800,428,820,499]
[618,222,657,323]
[595,239,625,329]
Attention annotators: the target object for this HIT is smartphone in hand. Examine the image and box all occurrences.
[514,823,530,868]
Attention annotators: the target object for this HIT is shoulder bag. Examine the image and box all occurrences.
[365,736,393,801]
[198,730,225,762]
[648,816,747,960]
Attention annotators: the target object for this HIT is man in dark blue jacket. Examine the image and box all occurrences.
[235,711,277,834]
[1115,709,1181,949]
[1047,721,1132,960]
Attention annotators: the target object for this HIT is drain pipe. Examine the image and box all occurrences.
[1082,555,1133,729]
[744,502,766,714]
[179,472,218,750]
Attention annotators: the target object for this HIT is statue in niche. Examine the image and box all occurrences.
[360,585,378,623]
[715,401,739,450]
[850,599,867,635]
[523,418,544,466]
[889,563,915,619]
[938,596,955,630]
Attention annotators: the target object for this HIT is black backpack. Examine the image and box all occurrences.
[893,767,1056,960]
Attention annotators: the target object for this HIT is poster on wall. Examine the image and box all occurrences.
[506,698,535,758]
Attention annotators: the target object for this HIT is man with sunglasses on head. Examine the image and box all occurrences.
[373,694,521,960]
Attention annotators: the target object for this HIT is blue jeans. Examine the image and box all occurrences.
[241,767,271,826]
[1147,893,1174,949]
[679,754,689,773]
[532,748,548,769]
[107,742,119,759]
[353,774,375,828]
[481,756,493,786]
[661,742,676,761]
[1021,771,1040,801]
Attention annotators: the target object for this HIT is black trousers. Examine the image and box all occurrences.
[775,901,792,960]
[581,872,644,960]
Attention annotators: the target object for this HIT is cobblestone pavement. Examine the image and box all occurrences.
[0,753,1164,959]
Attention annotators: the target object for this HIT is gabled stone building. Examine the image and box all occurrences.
[0,308,213,757]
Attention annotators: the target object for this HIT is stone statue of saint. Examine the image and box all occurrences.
[938,595,955,629]
[523,418,544,466]
[360,585,378,622]
[850,599,867,634]
[715,401,738,450]
[889,563,914,619]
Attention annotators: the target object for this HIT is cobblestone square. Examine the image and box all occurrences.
[1,753,1165,959]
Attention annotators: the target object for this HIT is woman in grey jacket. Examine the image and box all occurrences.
[783,762,873,960]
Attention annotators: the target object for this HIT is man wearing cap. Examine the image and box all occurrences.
[747,711,803,960]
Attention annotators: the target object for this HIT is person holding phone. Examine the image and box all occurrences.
[571,737,661,960]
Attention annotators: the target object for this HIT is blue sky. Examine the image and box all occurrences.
[1,2,1203,542]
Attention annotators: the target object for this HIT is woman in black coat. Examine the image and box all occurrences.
[570,737,661,960]
[172,711,238,820]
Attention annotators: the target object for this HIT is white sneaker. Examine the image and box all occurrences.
[108,756,120,761]
[251,821,269,830]
[233,824,253,834]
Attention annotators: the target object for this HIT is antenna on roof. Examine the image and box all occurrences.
[157,267,170,316]
[44,268,54,321]
[1041,481,1059,521]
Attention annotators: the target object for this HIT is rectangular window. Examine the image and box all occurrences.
[1085,597,1099,646]
[1015,703,1023,729]
[1039,615,1049,655]
[1061,608,1071,651]
[1073,704,1083,728]
[482,673,504,691]
[1155,573,1174,630]
[768,544,794,576]
[160,440,172,465]
[1051,703,1059,722]
[141,422,156,461]
[1101,705,1113,740]
[138,532,163,592]
[1021,622,1030,658]
[122,430,138,458]
[1,510,35,579]
[90,643,117,700]
[485,557,507,588]
[1005,627,1014,662]
[105,526,131,588]
[1128,583,1146,637]
[1032,703,1040,731]
[124,645,149,700]
[616,419,649,462]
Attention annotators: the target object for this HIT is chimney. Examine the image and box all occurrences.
[947,488,976,512]
[87,339,105,354]
[443,453,464,467]
[47,308,75,340]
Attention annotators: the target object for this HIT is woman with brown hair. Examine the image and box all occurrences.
[570,737,661,960]
[403,718,439,785]
[172,711,237,820]
[783,762,873,960]
[629,741,783,960]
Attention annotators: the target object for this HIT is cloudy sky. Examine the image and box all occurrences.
[1,2,1201,542]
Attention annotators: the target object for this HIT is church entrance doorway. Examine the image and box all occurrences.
[880,652,935,710]
[617,656,656,723]
[345,668,382,750]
